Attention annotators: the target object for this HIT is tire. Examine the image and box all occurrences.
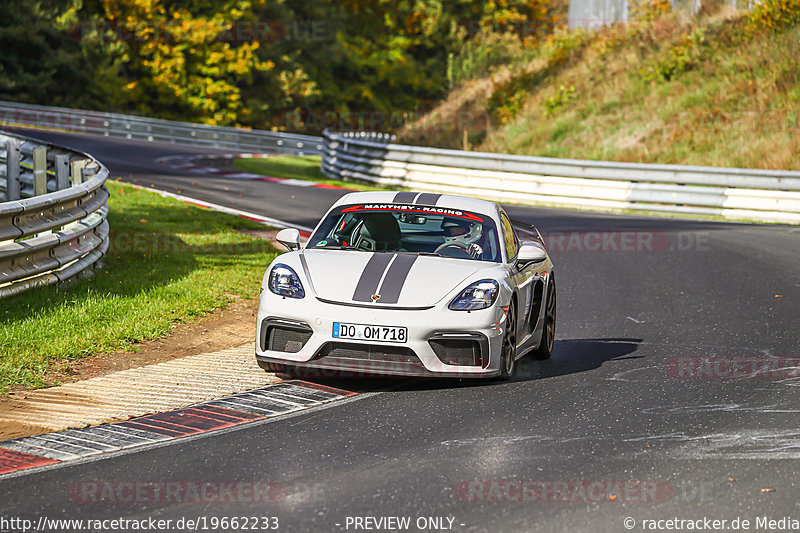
[497,301,517,380]
[533,274,556,360]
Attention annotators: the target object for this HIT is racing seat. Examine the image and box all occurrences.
[354,213,402,252]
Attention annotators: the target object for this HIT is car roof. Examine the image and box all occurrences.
[331,191,501,219]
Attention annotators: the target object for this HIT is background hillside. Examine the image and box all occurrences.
[2,0,797,169]
[0,0,566,131]
[399,0,800,169]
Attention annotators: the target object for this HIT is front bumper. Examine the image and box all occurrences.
[255,294,505,378]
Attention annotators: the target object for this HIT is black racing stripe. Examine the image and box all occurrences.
[298,253,315,294]
[376,254,418,304]
[392,192,418,203]
[352,253,395,302]
[415,193,441,206]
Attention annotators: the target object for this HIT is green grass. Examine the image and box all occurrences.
[0,181,278,394]
[234,155,393,192]
[401,6,800,170]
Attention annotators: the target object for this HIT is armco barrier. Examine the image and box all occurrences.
[4,101,799,224]
[321,130,800,224]
[0,100,323,155]
[1,131,109,298]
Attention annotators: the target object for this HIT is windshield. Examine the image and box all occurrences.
[307,203,502,262]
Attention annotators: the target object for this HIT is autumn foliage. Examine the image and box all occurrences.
[0,0,567,132]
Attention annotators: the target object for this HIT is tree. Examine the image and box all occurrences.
[76,0,271,125]
[0,1,91,107]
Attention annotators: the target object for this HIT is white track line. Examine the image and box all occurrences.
[127,183,315,234]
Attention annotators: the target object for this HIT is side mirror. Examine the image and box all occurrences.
[517,243,547,266]
[276,228,301,252]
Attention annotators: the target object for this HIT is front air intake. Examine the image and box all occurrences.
[429,333,488,367]
[261,318,313,353]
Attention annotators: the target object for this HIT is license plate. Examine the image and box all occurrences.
[332,322,408,343]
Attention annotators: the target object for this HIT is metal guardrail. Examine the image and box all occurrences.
[322,130,800,224]
[0,100,324,155]
[1,131,109,298]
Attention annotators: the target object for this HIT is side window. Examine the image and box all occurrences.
[499,212,518,261]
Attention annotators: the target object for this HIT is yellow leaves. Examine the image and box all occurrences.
[747,0,800,33]
[96,0,263,126]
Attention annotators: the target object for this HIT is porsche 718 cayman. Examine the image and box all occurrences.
[255,191,556,379]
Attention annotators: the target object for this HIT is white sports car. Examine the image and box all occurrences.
[255,191,556,379]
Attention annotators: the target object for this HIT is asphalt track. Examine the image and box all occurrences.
[2,129,800,532]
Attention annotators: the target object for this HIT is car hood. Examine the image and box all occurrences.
[300,249,493,308]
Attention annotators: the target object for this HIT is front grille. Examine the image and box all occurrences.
[267,327,312,353]
[315,342,425,370]
[429,337,485,367]
[262,318,313,353]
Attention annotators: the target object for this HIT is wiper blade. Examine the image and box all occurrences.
[402,251,443,257]
[315,245,369,251]
[318,247,443,256]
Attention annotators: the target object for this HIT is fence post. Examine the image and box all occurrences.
[5,138,20,201]
[81,165,97,183]
[32,146,47,196]
[70,159,86,185]
[55,154,70,190]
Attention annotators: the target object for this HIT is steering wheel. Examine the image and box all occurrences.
[434,243,473,259]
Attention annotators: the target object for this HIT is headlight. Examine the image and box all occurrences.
[449,279,499,311]
[268,264,305,298]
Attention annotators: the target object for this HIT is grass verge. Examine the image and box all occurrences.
[234,155,394,191]
[400,2,800,170]
[0,181,278,394]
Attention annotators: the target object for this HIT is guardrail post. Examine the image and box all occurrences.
[5,138,20,201]
[55,154,70,190]
[0,130,111,299]
[32,146,47,196]
[82,166,97,182]
[70,159,86,185]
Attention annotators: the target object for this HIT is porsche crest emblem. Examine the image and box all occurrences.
[371,294,381,302]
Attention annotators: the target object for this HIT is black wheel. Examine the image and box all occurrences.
[533,274,556,360]
[498,302,517,380]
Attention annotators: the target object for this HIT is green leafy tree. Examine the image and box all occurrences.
[0,1,91,107]
[76,0,271,125]
[2,0,570,132]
